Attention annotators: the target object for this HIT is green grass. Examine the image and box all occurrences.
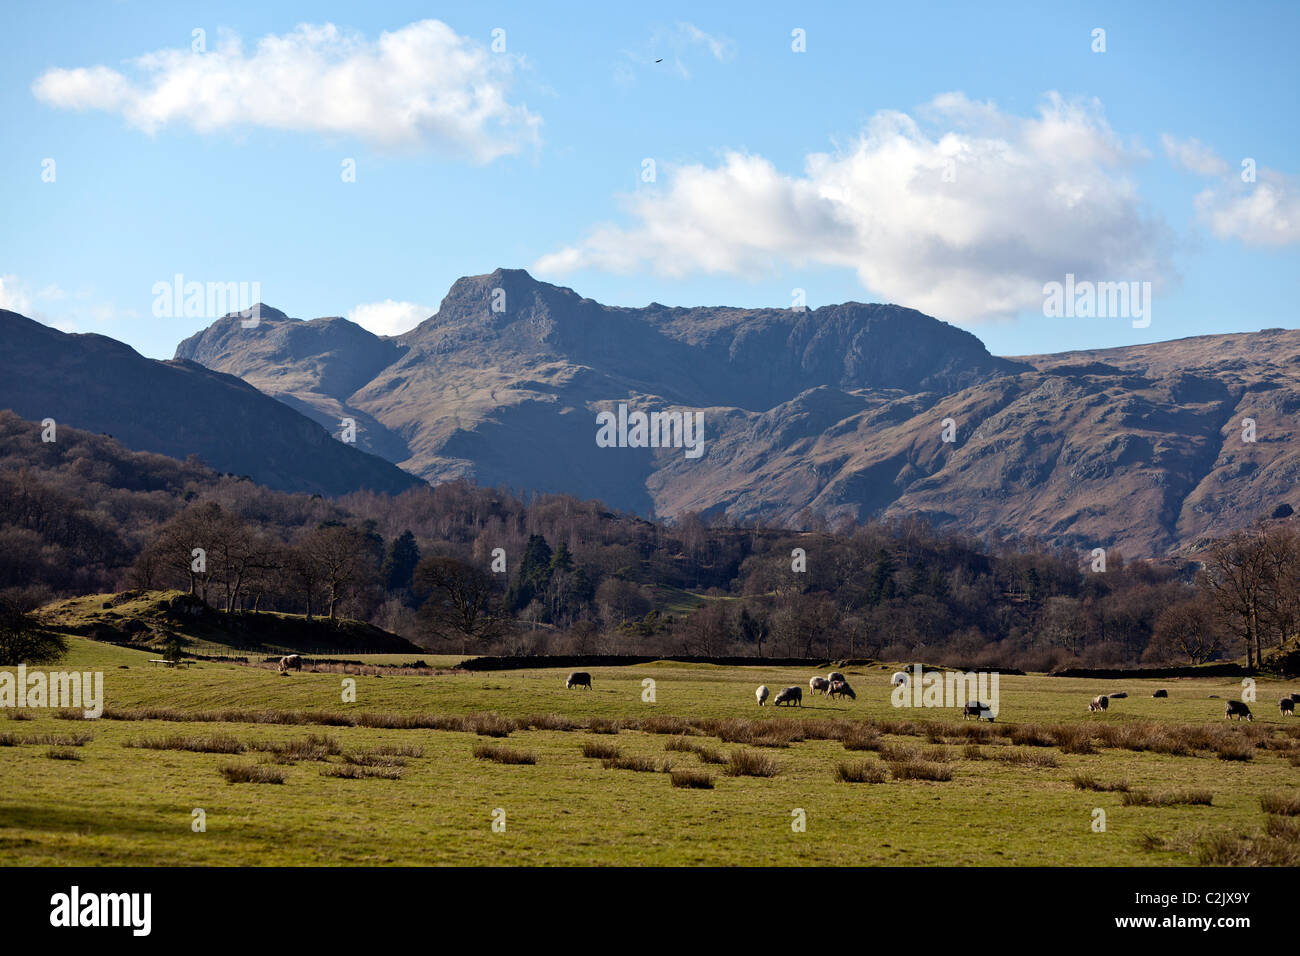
[0,638,1296,865]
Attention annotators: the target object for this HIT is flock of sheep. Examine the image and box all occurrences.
[562,668,1299,723]
[1090,689,1299,721]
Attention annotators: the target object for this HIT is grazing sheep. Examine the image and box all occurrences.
[828,680,856,701]
[1108,692,1128,699]
[827,671,846,685]
[891,671,909,687]
[773,686,803,707]
[963,702,994,722]
[1280,698,1295,717]
[756,685,770,706]
[1152,689,1168,698]
[565,671,592,690]
[1225,700,1253,722]
[278,654,302,673]
[1088,695,1109,713]
[809,676,831,696]
[1289,693,1300,704]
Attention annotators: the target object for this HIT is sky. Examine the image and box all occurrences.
[1,0,1297,360]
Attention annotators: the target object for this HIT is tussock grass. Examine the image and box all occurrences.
[834,760,888,783]
[344,752,407,767]
[0,732,92,747]
[669,769,714,789]
[992,749,1058,768]
[125,733,244,754]
[1260,792,1300,816]
[321,765,403,780]
[1215,740,1254,762]
[1071,773,1130,793]
[842,726,881,751]
[888,759,953,781]
[45,747,82,760]
[1122,789,1213,807]
[219,763,286,784]
[248,735,341,762]
[472,743,537,765]
[725,749,779,778]
[602,754,664,772]
[580,740,622,760]
[878,743,920,763]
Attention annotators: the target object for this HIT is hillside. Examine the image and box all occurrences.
[174,270,1299,556]
[0,309,423,497]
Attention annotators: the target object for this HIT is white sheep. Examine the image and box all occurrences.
[891,671,909,687]
[756,685,770,706]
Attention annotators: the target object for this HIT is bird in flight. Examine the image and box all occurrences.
[655,58,663,63]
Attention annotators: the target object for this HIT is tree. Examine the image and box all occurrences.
[0,602,67,665]
[1203,528,1271,669]
[1146,598,1225,664]
[302,524,377,621]
[596,577,652,626]
[413,556,508,653]
[382,530,421,593]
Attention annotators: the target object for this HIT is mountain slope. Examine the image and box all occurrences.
[172,271,1299,556]
[0,309,422,496]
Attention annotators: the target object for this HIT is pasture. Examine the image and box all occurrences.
[1,638,1297,866]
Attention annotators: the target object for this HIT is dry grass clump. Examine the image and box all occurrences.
[1260,792,1300,816]
[219,763,286,784]
[834,760,888,783]
[472,743,537,765]
[725,749,780,778]
[602,754,665,773]
[842,725,881,752]
[1070,773,1130,793]
[669,769,714,789]
[992,748,1058,768]
[1121,789,1213,807]
[249,734,341,763]
[125,733,244,754]
[586,717,621,735]
[878,743,920,763]
[343,752,407,768]
[0,732,92,747]
[45,747,82,760]
[663,736,728,764]
[580,740,622,760]
[321,764,403,780]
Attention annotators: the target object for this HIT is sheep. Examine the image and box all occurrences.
[1152,689,1168,698]
[963,702,994,722]
[773,686,803,707]
[278,654,302,673]
[891,671,909,687]
[565,671,592,690]
[1280,697,1295,717]
[1088,695,1109,713]
[828,680,856,701]
[827,671,846,684]
[809,676,831,696]
[1289,693,1300,704]
[1225,700,1253,722]
[756,685,770,706]
[1108,692,1128,699]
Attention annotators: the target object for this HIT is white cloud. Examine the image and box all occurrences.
[0,275,32,314]
[535,93,1170,322]
[32,20,541,161]
[1161,134,1229,176]
[1194,173,1300,246]
[347,299,432,336]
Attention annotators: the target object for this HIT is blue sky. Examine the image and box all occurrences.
[1,0,1296,360]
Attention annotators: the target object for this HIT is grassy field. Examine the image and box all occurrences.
[1,638,1297,866]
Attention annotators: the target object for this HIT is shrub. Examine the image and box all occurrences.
[834,760,888,783]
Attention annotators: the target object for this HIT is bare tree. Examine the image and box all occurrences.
[413,556,507,653]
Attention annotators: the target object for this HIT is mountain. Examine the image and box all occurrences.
[0,309,422,497]
[174,270,1298,557]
